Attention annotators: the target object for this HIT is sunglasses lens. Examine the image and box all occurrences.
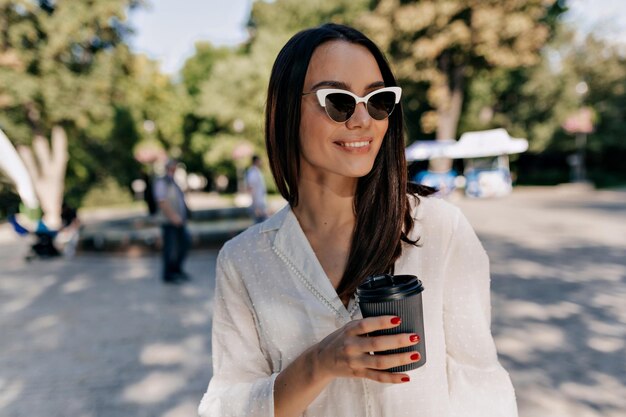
[325,93,356,122]
[367,91,397,120]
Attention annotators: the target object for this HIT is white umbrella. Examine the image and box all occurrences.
[405,139,456,161]
[444,128,528,159]
[0,128,39,209]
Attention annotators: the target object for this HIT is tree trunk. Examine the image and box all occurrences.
[18,126,68,229]
[430,58,465,172]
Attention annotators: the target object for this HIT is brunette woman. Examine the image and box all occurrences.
[199,23,517,417]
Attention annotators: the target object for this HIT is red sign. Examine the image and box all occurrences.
[562,107,595,134]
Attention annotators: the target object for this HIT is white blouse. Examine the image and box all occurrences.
[198,195,518,417]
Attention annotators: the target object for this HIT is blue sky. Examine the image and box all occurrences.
[128,0,252,74]
[128,0,626,75]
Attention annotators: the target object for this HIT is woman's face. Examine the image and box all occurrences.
[299,40,389,185]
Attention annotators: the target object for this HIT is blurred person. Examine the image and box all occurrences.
[31,213,60,258]
[141,167,157,216]
[245,154,268,223]
[154,158,191,284]
[57,200,81,257]
[8,210,60,259]
[199,24,517,417]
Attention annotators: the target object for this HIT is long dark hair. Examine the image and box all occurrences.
[265,23,435,301]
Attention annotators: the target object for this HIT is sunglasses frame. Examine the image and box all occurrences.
[304,86,402,123]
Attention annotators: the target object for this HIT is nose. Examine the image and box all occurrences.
[346,102,372,128]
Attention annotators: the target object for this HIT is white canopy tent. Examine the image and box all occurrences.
[446,128,528,159]
[406,129,529,198]
[405,139,455,161]
[405,128,528,161]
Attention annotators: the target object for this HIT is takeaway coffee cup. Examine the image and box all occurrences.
[356,274,426,372]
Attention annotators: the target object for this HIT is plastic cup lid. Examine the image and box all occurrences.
[356,274,423,302]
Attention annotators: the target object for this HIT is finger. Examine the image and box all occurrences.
[358,332,420,353]
[361,351,420,371]
[346,315,402,337]
[359,368,411,384]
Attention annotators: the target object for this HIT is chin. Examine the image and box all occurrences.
[342,163,376,178]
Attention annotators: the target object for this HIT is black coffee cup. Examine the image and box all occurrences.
[356,274,426,372]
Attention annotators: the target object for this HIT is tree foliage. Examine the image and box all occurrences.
[358,0,566,144]
[456,25,626,186]
[187,0,371,188]
[182,0,625,186]
[0,0,142,139]
[0,0,146,205]
[1,0,625,217]
[0,0,194,205]
[181,41,232,97]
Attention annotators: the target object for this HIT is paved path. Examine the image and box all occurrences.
[1,187,624,416]
[461,186,626,417]
[0,247,217,417]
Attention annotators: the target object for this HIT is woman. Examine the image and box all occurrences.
[199,24,517,417]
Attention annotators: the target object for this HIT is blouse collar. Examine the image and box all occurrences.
[261,204,357,321]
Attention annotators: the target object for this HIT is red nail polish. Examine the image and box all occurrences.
[411,353,421,361]
[401,377,410,382]
[391,317,401,325]
[409,334,420,343]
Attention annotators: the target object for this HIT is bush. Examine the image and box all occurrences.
[81,177,134,208]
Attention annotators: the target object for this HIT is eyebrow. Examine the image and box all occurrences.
[309,80,386,91]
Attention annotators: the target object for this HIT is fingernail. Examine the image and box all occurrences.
[409,334,420,343]
[391,317,401,325]
[411,353,421,361]
[401,377,410,382]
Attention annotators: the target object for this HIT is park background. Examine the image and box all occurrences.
[1,0,626,214]
[0,1,625,417]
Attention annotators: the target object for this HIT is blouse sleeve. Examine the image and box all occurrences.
[442,207,518,417]
[198,249,279,417]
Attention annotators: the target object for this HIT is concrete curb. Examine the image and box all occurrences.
[79,207,253,253]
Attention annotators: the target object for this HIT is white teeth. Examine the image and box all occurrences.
[339,141,370,148]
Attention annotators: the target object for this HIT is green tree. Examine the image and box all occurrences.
[0,0,144,140]
[189,0,371,188]
[531,31,626,186]
[179,42,238,178]
[0,0,146,207]
[181,41,231,97]
[358,0,565,155]
[458,26,626,186]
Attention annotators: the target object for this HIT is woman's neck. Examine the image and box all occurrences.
[292,175,357,234]
[293,175,357,299]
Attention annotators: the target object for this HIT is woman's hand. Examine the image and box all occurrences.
[312,315,421,384]
[274,315,420,417]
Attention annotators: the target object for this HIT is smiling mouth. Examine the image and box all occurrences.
[335,140,372,148]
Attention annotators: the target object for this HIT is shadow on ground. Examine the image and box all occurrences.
[483,235,626,417]
[1,188,625,417]
[0,244,217,417]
